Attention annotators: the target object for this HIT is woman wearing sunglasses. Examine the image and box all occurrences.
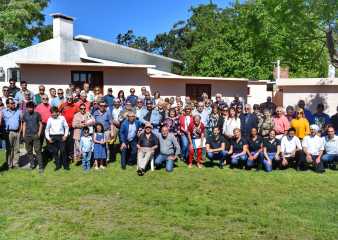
[290,108,310,140]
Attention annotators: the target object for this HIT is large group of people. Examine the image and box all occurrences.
[1,78,338,176]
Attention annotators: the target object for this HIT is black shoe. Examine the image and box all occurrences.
[64,167,70,171]
[137,169,143,176]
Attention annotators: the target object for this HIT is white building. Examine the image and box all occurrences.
[0,13,249,102]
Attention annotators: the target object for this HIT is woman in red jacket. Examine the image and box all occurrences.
[187,115,205,168]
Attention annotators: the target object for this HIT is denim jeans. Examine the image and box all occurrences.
[247,151,264,169]
[121,138,138,169]
[262,152,279,172]
[155,154,174,172]
[82,151,92,171]
[207,150,228,166]
[180,134,189,160]
[231,153,248,167]
[321,154,338,163]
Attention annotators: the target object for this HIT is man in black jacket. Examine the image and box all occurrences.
[240,104,258,139]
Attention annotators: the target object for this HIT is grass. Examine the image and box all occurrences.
[0,151,338,240]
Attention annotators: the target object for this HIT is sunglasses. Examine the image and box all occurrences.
[3,89,8,92]
[42,98,48,100]
[80,107,86,110]
[58,92,64,95]
[39,88,45,91]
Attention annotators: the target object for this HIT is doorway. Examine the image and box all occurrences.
[186,84,211,100]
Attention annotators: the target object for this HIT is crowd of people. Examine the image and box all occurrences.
[1,78,338,176]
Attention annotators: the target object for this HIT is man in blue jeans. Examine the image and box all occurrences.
[155,126,181,172]
[322,126,338,169]
[206,126,229,169]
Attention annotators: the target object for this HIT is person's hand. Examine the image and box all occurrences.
[189,144,193,150]
[316,157,321,165]
[306,154,312,163]
[268,160,272,166]
[274,154,279,160]
[62,136,67,142]
[48,139,53,144]
[282,158,288,166]
[120,143,127,150]
[168,155,176,161]
[249,155,254,161]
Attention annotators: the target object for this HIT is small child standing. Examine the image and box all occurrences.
[93,123,107,170]
[79,127,93,171]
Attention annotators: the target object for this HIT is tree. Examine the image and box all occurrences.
[0,0,52,55]
[116,30,151,52]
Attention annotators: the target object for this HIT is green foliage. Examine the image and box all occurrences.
[117,1,337,79]
[0,0,51,55]
[116,30,152,52]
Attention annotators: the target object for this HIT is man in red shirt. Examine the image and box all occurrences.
[35,94,51,146]
[59,95,79,162]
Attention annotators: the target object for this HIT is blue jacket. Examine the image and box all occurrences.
[240,113,258,138]
[120,119,142,144]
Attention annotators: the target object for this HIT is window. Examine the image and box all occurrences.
[71,71,103,90]
[186,84,211,100]
[7,68,20,82]
[0,67,5,82]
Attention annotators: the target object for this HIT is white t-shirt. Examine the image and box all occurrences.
[302,135,324,155]
[281,135,302,157]
[223,117,241,137]
[322,135,338,155]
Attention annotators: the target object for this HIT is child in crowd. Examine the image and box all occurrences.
[93,123,107,170]
[79,127,93,171]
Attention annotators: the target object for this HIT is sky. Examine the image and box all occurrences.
[44,0,231,42]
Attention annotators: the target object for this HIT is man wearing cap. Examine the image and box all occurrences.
[126,88,138,107]
[140,100,162,134]
[299,124,325,173]
[136,122,158,176]
[104,88,115,110]
[75,91,91,112]
[120,111,142,169]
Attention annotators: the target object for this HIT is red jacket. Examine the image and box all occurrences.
[179,115,193,134]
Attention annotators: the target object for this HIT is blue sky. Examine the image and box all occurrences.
[44,0,230,42]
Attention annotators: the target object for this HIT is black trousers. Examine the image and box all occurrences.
[24,135,43,169]
[48,135,68,169]
[65,128,74,161]
[298,152,324,172]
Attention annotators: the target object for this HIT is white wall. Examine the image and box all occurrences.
[281,86,338,116]
[247,81,272,105]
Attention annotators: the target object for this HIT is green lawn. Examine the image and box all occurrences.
[0,151,338,240]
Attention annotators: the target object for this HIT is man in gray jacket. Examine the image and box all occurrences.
[155,126,181,172]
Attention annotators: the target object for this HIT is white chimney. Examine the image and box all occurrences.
[50,13,74,39]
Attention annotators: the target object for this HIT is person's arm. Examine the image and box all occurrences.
[22,121,26,138]
[305,120,310,136]
[172,134,181,157]
[206,143,212,152]
[228,145,233,155]
[62,118,69,141]
[45,118,52,143]
[263,147,271,162]
[72,114,83,129]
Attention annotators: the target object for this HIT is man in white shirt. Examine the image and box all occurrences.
[300,125,325,173]
[322,126,338,169]
[45,107,69,171]
[193,101,209,126]
[280,127,302,169]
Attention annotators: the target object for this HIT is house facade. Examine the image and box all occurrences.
[0,13,250,102]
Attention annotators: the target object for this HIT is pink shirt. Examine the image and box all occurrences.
[35,103,51,124]
[273,115,290,135]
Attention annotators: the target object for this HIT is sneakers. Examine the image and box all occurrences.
[100,165,106,169]
[95,166,99,170]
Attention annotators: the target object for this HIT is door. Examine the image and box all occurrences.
[186,84,211,100]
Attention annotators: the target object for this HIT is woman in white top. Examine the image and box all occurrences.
[223,107,241,139]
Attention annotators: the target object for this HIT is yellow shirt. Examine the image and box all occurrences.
[291,118,310,139]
